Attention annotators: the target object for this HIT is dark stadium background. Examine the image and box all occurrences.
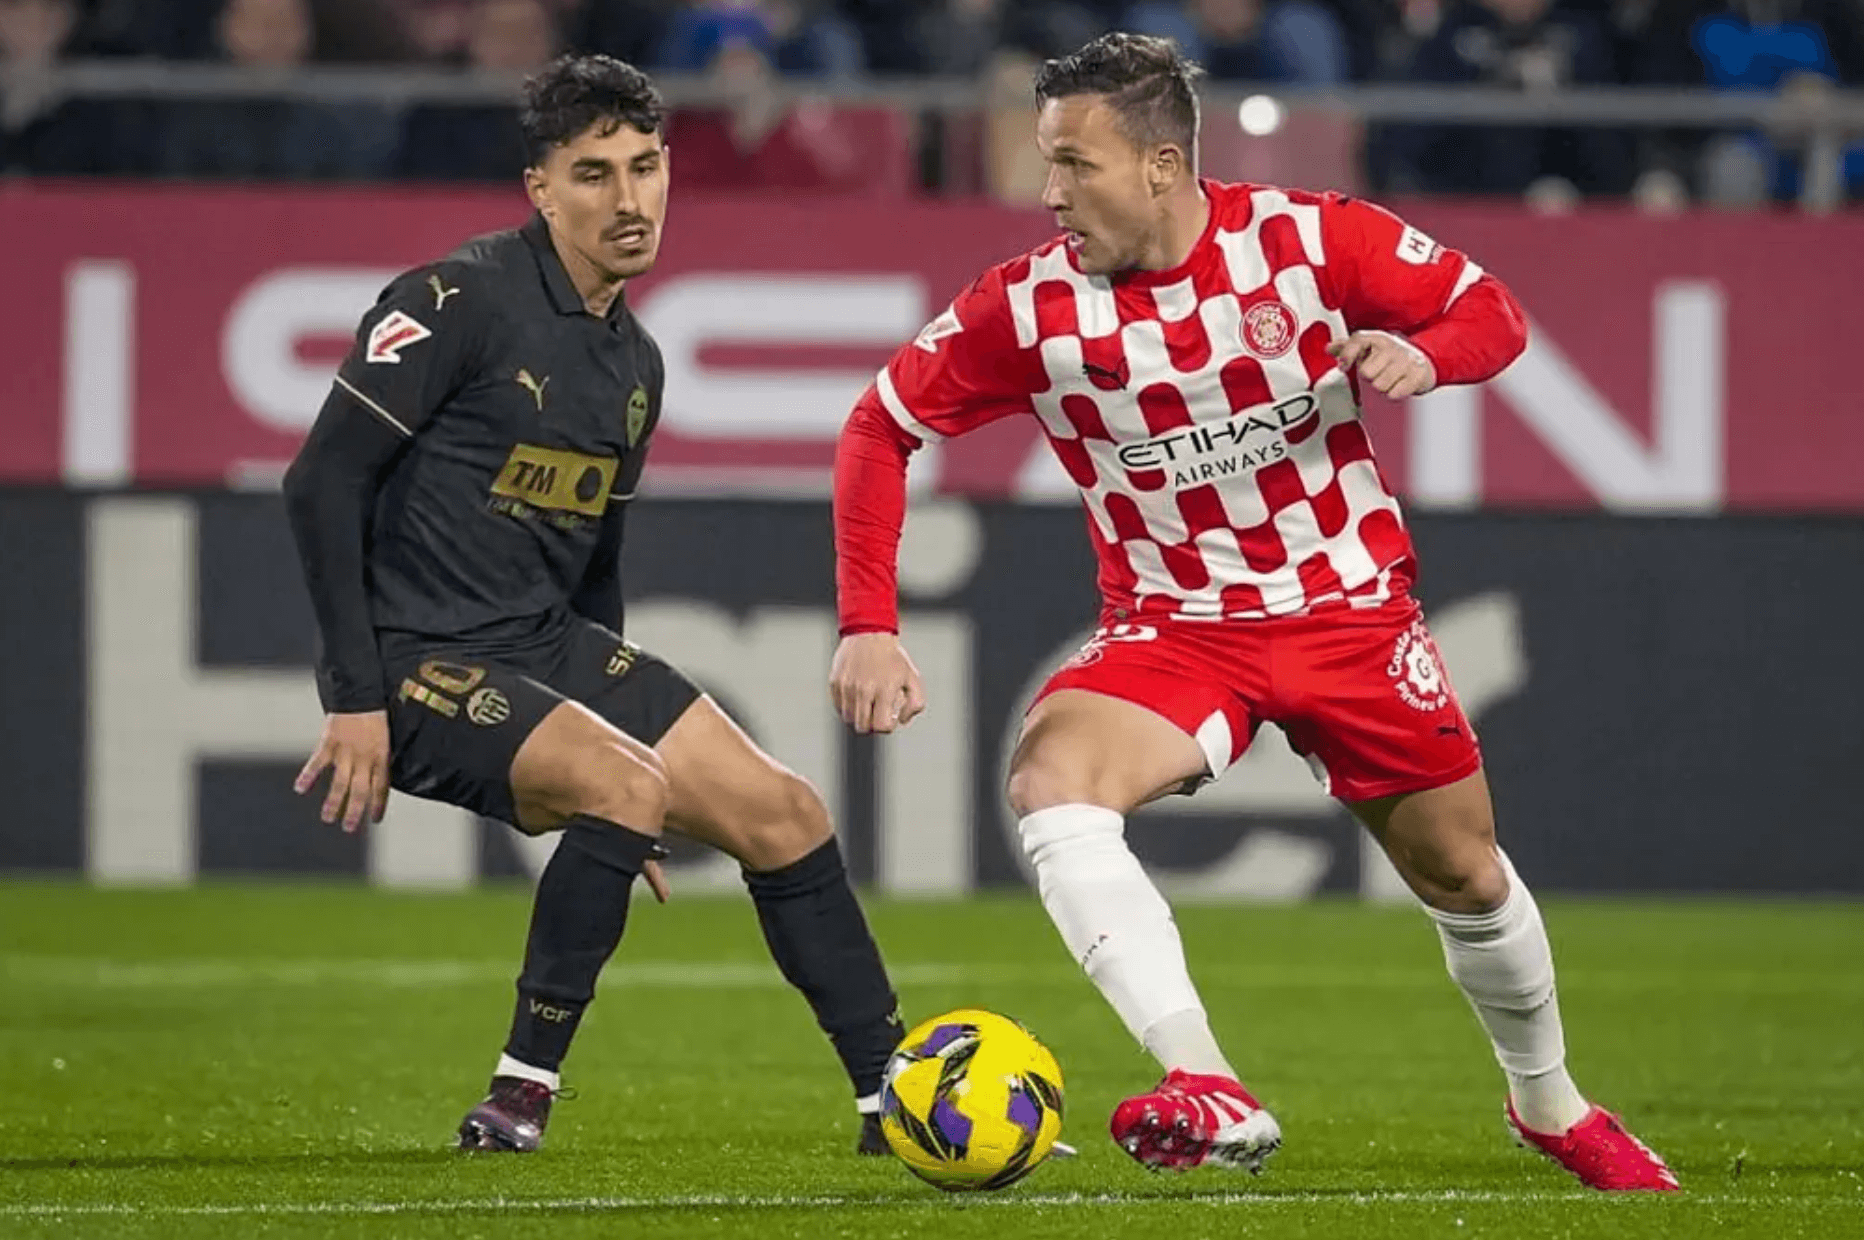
[2,3,1861,1236]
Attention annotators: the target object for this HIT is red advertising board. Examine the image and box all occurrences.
[3,181,1859,511]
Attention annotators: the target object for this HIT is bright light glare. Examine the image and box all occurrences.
[1238,95,1285,137]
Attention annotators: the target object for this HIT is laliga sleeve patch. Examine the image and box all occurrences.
[912,305,962,354]
[366,310,433,364]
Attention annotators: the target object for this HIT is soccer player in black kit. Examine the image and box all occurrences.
[282,55,903,1155]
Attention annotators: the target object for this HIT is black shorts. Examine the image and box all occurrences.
[382,618,702,826]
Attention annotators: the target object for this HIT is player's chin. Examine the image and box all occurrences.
[606,239,661,279]
[1073,241,1122,276]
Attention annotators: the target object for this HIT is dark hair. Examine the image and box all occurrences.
[1033,33,1203,158]
[520,54,664,166]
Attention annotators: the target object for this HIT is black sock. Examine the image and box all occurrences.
[743,838,904,1099]
[504,816,665,1074]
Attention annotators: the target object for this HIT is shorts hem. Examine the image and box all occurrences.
[1331,750,1483,804]
[1029,679,1224,775]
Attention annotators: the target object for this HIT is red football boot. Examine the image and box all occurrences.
[1506,1100,1680,1191]
[1110,1069,1282,1173]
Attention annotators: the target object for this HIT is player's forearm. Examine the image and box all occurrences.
[282,395,403,713]
[834,396,917,636]
[1409,274,1529,387]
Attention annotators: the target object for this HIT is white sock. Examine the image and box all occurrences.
[1425,849,1589,1134]
[1141,1008,1236,1079]
[1019,805,1235,1079]
[495,1053,560,1092]
[855,1092,881,1115]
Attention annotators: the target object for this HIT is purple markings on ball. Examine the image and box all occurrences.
[933,1097,974,1148]
[916,1023,974,1056]
[1007,1085,1041,1135]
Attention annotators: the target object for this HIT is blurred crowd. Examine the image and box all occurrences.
[2,0,1860,203]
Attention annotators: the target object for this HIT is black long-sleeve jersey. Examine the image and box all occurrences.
[284,214,663,713]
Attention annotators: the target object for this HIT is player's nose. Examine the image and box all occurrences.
[1041,165,1068,212]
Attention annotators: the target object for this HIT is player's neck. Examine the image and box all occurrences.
[1140,184,1209,273]
[550,231,627,317]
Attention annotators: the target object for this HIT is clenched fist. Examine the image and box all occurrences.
[1328,331,1437,399]
[830,632,926,735]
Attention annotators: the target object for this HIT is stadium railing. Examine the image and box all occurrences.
[5,61,1864,208]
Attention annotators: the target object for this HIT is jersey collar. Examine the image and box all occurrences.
[522,212,596,317]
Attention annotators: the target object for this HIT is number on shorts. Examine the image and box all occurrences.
[417,661,486,695]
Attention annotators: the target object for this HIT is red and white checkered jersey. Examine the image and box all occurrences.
[863,181,1526,621]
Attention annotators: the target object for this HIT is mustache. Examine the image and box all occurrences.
[604,218,653,240]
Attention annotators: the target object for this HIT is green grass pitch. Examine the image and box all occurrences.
[2,884,1859,1238]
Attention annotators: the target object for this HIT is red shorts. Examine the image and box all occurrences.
[1034,599,1481,803]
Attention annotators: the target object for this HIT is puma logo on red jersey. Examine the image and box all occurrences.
[1083,359,1129,390]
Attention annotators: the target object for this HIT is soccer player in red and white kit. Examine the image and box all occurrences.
[830,34,1677,1191]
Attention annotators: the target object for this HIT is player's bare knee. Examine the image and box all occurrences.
[1006,754,1104,818]
[1408,838,1508,914]
[576,743,670,830]
[740,773,832,869]
[1457,846,1511,911]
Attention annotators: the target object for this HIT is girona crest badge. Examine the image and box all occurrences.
[1388,621,1452,712]
[1240,300,1298,360]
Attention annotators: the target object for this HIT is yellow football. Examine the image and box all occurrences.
[878,1008,1065,1191]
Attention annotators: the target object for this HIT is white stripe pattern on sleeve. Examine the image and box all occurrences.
[1443,260,1485,311]
[874,367,946,443]
[334,375,414,437]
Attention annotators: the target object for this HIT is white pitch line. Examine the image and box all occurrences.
[0,1191,1824,1218]
[0,957,982,990]
[3,955,1857,996]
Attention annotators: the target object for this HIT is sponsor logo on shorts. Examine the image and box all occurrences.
[1240,300,1299,359]
[466,687,512,726]
[1061,622,1158,669]
[1116,392,1317,490]
[1388,621,1451,712]
[605,643,641,678]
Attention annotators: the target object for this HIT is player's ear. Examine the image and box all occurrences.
[1148,144,1183,197]
[523,162,551,218]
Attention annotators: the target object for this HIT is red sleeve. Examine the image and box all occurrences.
[835,261,1041,635]
[868,262,1040,443]
[1318,195,1528,386]
[833,395,917,635]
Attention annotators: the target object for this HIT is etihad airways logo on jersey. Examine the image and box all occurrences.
[1116,393,1319,488]
[364,311,431,364]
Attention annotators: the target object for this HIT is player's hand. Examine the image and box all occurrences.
[830,633,927,735]
[1328,331,1437,399]
[294,710,391,833]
